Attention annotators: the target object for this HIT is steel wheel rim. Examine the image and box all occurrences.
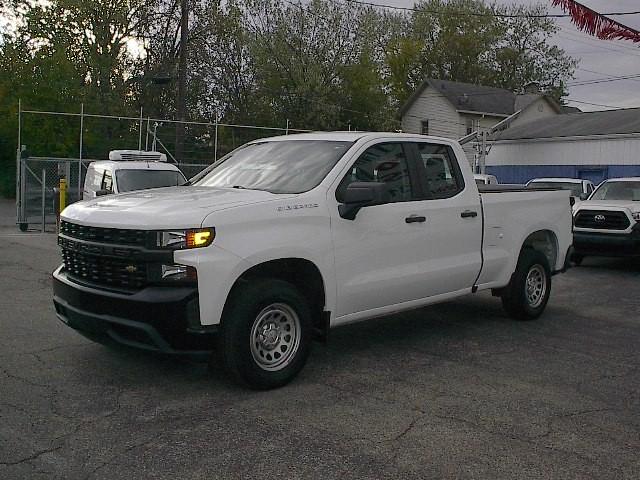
[250,303,301,372]
[525,264,547,308]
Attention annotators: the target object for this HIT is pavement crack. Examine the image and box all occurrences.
[391,414,422,442]
[0,445,63,466]
[0,366,52,389]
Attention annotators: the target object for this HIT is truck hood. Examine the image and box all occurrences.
[577,200,640,214]
[61,186,295,228]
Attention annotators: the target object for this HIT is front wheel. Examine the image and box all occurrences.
[501,249,552,321]
[218,279,313,389]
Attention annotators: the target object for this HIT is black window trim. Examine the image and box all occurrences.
[406,141,466,200]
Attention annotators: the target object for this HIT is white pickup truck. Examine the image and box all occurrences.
[53,132,572,389]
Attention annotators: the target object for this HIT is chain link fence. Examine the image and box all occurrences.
[15,104,311,231]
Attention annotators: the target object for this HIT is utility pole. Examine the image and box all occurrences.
[175,0,189,163]
[480,130,487,174]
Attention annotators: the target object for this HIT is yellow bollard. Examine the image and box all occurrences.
[59,178,67,213]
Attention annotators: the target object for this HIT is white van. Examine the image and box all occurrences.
[83,160,187,200]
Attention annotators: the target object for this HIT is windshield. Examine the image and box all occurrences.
[530,181,583,197]
[116,169,186,193]
[591,181,640,201]
[192,140,354,193]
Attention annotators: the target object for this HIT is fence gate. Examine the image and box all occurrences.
[16,157,86,232]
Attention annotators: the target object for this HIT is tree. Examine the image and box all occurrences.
[385,1,577,105]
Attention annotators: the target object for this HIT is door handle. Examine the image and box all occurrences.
[460,210,478,218]
[405,215,426,224]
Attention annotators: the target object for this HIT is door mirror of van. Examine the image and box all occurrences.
[579,193,589,201]
[95,189,111,197]
[338,182,389,220]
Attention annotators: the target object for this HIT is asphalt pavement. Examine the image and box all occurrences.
[1,198,639,479]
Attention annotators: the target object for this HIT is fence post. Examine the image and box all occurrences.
[285,119,289,135]
[78,103,84,202]
[152,123,158,151]
[41,169,46,232]
[145,116,150,151]
[214,120,218,162]
[138,106,143,151]
[16,99,22,226]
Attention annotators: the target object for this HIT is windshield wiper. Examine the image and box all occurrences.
[231,185,271,192]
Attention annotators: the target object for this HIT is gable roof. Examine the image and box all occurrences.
[399,78,561,117]
[492,108,640,141]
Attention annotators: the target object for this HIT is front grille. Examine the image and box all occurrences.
[574,210,630,230]
[60,220,149,247]
[62,248,148,289]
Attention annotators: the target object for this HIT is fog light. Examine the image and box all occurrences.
[161,264,197,282]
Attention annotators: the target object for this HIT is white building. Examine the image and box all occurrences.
[486,108,640,184]
[400,79,562,162]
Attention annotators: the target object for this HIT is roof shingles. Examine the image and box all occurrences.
[492,108,640,141]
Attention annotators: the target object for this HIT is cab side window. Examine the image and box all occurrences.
[87,168,103,191]
[336,143,412,203]
[414,143,464,199]
[101,170,113,192]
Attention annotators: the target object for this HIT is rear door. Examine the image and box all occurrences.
[404,141,483,297]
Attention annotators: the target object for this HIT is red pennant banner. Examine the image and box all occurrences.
[552,0,640,43]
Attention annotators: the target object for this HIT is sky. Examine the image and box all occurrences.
[386,0,640,111]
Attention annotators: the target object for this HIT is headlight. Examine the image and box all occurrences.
[157,228,215,249]
[632,212,640,222]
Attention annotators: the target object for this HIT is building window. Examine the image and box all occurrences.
[466,118,474,135]
[421,120,429,135]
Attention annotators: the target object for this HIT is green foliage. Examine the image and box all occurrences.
[0,0,578,197]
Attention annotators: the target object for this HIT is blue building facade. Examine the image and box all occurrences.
[484,109,640,185]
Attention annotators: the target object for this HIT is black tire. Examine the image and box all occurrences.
[501,249,552,321]
[218,279,313,389]
[19,222,28,232]
[571,253,584,266]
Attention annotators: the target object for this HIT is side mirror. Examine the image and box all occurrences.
[95,189,111,197]
[579,193,589,201]
[338,182,389,220]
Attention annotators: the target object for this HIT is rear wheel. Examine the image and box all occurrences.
[218,279,313,389]
[501,249,551,321]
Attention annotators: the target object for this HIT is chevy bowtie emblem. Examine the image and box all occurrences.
[125,265,138,273]
[594,214,606,222]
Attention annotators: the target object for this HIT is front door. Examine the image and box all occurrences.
[330,141,483,319]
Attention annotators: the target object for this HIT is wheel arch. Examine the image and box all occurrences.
[520,229,559,271]
[222,257,328,337]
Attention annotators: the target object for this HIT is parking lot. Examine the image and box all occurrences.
[0,198,639,479]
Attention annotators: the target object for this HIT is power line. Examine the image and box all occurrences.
[569,74,640,87]
[576,67,640,84]
[340,0,640,18]
[557,28,640,57]
[566,99,629,109]
[558,25,640,53]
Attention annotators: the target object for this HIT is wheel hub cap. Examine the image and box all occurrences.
[525,265,546,308]
[250,303,301,371]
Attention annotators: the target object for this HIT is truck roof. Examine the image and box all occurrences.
[603,177,640,182]
[88,161,182,172]
[529,178,585,183]
[249,131,458,144]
